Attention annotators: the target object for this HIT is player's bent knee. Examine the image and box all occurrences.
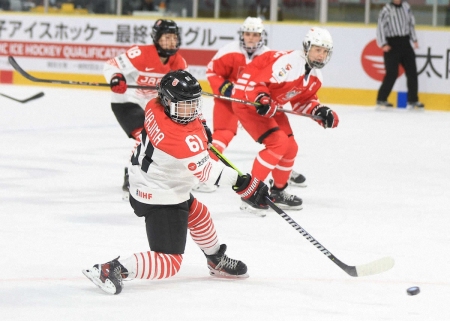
[188,197,212,228]
[286,136,299,157]
[261,130,290,156]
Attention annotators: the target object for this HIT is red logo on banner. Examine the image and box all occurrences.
[188,162,197,171]
[361,39,404,81]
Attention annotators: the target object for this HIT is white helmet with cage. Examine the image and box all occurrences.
[239,17,267,54]
[302,27,333,69]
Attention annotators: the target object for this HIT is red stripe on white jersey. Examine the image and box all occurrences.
[106,58,119,68]
[194,162,212,182]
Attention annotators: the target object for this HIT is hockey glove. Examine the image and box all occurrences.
[219,80,234,97]
[110,73,127,94]
[202,120,213,144]
[255,93,277,118]
[233,174,269,209]
[312,105,339,128]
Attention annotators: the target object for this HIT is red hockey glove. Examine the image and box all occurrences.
[312,105,339,128]
[219,80,234,97]
[233,174,269,209]
[255,93,277,118]
[110,73,127,94]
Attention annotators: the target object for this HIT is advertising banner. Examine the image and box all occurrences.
[1,14,449,97]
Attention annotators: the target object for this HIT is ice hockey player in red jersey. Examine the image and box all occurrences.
[195,17,307,194]
[103,19,188,196]
[83,70,270,295]
[208,17,269,154]
[232,27,339,214]
[193,17,269,193]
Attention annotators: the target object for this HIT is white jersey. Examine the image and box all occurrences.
[104,44,188,107]
[129,99,238,205]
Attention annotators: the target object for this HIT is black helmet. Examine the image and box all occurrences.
[158,70,202,124]
[151,19,181,58]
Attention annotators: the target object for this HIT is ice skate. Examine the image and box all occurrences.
[375,101,394,111]
[239,198,269,217]
[205,244,248,278]
[407,101,425,111]
[192,182,218,193]
[122,167,129,201]
[270,183,303,210]
[82,257,128,295]
[289,170,307,187]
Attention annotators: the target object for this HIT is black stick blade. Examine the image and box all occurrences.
[0,91,45,103]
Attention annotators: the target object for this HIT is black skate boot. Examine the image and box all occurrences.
[289,170,307,187]
[82,257,128,295]
[270,183,303,210]
[205,244,248,278]
[376,101,394,110]
[239,197,269,217]
[122,167,130,201]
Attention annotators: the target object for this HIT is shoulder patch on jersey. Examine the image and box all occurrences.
[117,55,127,69]
[272,51,304,83]
[188,162,197,171]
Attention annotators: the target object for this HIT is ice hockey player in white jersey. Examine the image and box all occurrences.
[83,70,270,295]
[103,19,188,196]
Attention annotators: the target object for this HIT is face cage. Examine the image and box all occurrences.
[239,31,266,54]
[305,44,332,69]
[169,97,202,124]
[154,32,181,57]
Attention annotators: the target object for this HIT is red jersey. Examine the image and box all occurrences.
[206,41,269,94]
[128,99,238,205]
[104,45,188,107]
[233,50,323,114]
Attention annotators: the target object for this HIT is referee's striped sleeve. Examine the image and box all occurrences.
[409,8,417,42]
[376,7,389,47]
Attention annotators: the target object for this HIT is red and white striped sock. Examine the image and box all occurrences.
[118,198,220,279]
[188,197,220,255]
[120,252,183,280]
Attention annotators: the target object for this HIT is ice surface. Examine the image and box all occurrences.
[1,85,449,320]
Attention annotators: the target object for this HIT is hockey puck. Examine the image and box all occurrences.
[407,286,420,296]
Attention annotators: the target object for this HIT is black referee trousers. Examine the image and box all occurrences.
[377,36,418,103]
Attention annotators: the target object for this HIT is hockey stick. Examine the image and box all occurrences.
[8,56,156,89]
[201,90,323,121]
[276,108,323,120]
[209,145,395,277]
[0,91,44,103]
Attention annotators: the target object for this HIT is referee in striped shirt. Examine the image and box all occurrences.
[376,0,424,109]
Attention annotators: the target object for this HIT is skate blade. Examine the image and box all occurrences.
[375,106,394,111]
[82,268,118,295]
[239,201,267,217]
[192,183,218,193]
[406,107,425,112]
[273,203,303,211]
[208,267,249,279]
[289,181,307,188]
